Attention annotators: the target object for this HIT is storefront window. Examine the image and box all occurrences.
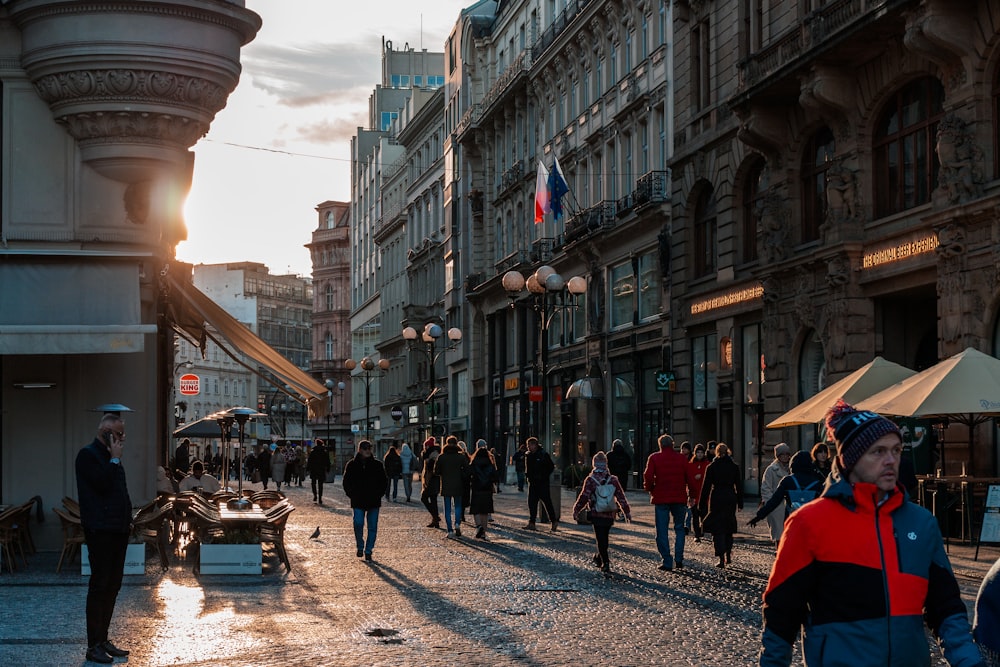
[692,333,718,410]
[798,332,826,402]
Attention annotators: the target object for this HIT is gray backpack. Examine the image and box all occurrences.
[593,476,617,513]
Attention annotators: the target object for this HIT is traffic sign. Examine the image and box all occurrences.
[178,373,200,396]
[655,371,675,392]
[390,405,404,421]
[528,386,543,402]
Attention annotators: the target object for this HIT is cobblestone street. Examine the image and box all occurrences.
[1,479,993,666]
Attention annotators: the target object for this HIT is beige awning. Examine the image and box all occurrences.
[164,272,328,418]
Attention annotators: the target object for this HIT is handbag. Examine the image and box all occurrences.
[575,509,591,525]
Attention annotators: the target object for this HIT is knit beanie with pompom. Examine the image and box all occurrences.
[824,399,901,471]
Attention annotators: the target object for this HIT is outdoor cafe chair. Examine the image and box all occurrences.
[61,496,81,518]
[257,503,295,572]
[131,501,173,571]
[250,490,285,510]
[52,507,85,573]
[0,506,27,573]
[13,500,37,556]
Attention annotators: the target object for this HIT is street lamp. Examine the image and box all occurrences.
[503,265,586,458]
[402,322,462,442]
[323,379,347,441]
[345,356,389,442]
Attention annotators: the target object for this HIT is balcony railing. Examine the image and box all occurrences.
[531,0,597,61]
[738,0,908,91]
[564,201,617,243]
[500,159,524,192]
[494,250,532,275]
[455,103,481,138]
[480,51,531,115]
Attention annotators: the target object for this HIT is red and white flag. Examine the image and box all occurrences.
[534,160,550,224]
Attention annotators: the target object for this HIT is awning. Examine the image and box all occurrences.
[164,272,328,418]
[0,260,156,354]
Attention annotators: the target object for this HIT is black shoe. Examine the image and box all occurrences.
[601,564,611,575]
[658,563,673,571]
[318,499,323,505]
[475,526,485,539]
[102,641,129,657]
[454,528,462,537]
[364,553,372,562]
[717,557,725,568]
[85,645,113,664]
[592,554,602,567]
[675,560,684,569]
[726,553,732,564]
[684,526,691,535]
[356,549,363,558]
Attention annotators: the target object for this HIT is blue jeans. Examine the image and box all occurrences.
[352,507,379,555]
[401,473,413,500]
[443,496,462,531]
[654,503,687,567]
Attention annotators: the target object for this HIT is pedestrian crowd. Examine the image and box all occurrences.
[86,397,1000,667]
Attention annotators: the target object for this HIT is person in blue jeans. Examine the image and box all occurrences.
[341,440,388,561]
[642,434,694,571]
[433,436,470,537]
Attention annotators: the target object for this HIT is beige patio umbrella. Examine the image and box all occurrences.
[766,356,916,429]
[856,347,1000,472]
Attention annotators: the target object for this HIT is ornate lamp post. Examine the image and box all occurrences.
[401,322,462,442]
[502,265,586,460]
[323,379,347,441]
[345,356,389,442]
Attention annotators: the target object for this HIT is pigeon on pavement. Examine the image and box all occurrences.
[309,526,320,539]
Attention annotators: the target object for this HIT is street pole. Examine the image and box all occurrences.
[402,323,462,445]
[345,357,389,445]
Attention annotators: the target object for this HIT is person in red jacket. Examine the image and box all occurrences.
[688,443,710,542]
[643,433,694,571]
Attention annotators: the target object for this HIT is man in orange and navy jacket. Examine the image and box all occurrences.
[759,400,984,667]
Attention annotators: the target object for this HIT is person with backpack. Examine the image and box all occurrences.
[748,450,824,532]
[468,440,498,539]
[572,451,632,576]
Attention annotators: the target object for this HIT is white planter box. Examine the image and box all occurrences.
[81,544,145,576]
[199,544,261,574]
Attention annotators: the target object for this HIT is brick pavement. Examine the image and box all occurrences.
[1,478,996,667]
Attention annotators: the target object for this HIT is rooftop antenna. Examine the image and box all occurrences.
[420,14,423,51]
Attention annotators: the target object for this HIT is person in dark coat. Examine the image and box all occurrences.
[174,438,191,482]
[383,444,403,501]
[257,445,272,489]
[749,451,824,530]
[433,435,470,537]
[307,439,331,504]
[699,442,744,568]
[341,440,388,561]
[419,437,441,528]
[511,442,527,492]
[606,438,632,490]
[523,436,558,531]
[76,413,132,664]
[468,441,498,539]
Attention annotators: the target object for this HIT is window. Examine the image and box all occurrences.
[325,285,334,311]
[637,251,660,320]
[802,127,834,243]
[610,262,634,328]
[693,187,717,277]
[692,18,712,110]
[325,332,334,361]
[742,160,766,263]
[610,42,618,85]
[873,77,944,217]
[692,333,719,410]
[743,0,764,56]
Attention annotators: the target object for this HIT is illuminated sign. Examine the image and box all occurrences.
[862,234,938,269]
[504,377,519,391]
[179,373,200,396]
[690,283,764,316]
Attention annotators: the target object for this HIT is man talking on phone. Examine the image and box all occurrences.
[75,414,132,664]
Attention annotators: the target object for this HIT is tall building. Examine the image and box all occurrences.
[308,201,352,463]
[670,0,1000,485]
[349,41,446,447]
[0,0,261,548]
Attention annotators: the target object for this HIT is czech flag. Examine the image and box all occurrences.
[534,161,550,224]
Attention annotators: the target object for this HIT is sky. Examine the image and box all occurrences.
[177,0,475,277]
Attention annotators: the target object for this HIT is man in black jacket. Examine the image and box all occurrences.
[75,414,132,664]
[523,437,559,531]
[342,440,388,561]
[307,439,331,504]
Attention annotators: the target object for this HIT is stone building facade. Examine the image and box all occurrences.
[669,0,1000,487]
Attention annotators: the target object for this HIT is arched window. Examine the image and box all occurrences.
[873,77,944,217]
[693,187,717,278]
[802,127,834,242]
[742,160,766,263]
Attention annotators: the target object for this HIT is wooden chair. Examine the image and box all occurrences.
[0,506,26,573]
[53,507,86,573]
[12,501,37,557]
[132,501,173,571]
[257,503,295,572]
[250,490,285,510]
[62,496,81,518]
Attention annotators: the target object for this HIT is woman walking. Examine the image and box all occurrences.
[468,441,498,539]
[270,445,287,492]
[384,444,402,501]
[572,451,632,575]
[699,442,743,568]
[399,443,415,502]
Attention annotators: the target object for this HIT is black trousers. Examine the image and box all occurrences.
[421,488,439,519]
[311,475,324,500]
[84,529,128,647]
[591,517,613,566]
[527,481,556,523]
